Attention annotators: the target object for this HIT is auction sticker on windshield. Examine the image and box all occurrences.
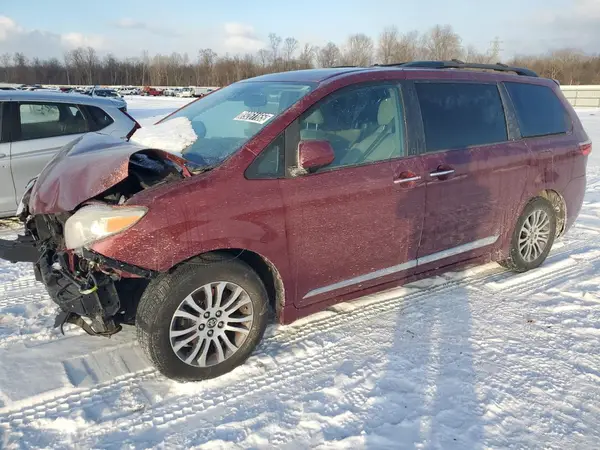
[234,111,274,124]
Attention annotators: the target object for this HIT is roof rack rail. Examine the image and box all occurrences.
[375,60,538,77]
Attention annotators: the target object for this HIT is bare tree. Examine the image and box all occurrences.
[342,33,374,66]
[84,47,99,84]
[377,26,399,64]
[283,37,299,68]
[422,25,462,60]
[141,50,149,86]
[257,49,270,68]
[396,31,421,61]
[196,48,217,85]
[317,42,341,67]
[4,25,600,87]
[1,53,11,81]
[298,43,316,69]
[13,52,28,83]
[268,33,282,67]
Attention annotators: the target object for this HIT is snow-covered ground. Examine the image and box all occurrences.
[1,98,600,449]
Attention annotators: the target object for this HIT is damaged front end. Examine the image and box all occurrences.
[0,133,191,337]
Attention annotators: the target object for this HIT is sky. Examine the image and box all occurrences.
[0,0,598,61]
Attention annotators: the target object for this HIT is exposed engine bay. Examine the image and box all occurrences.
[7,148,189,337]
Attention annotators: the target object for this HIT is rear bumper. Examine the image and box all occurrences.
[563,174,586,233]
[0,235,40,263]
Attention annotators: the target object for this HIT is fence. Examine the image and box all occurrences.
[561,85,600,108]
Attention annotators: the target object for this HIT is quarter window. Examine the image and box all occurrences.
[415,82,508,152]
[245,133,285,179]
[86,105,115,131]
[298,84,404,170]
[18,102,88,141]
[505,82,571,138]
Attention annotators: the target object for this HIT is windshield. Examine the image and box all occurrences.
[165,81,315,166]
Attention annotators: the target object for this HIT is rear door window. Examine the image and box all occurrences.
[504,82,571,138]
[415,82,508,152]
[18,102,89,141]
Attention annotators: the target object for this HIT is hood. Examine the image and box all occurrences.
[28,133,189,215]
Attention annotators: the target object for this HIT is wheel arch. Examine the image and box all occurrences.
[536,189,567,238]
[170,248,286,323]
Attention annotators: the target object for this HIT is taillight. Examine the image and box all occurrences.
[120,108,141,140]
[580,141,592,156]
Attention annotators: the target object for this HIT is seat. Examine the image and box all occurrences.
[300,109,356,166]
[300,109,329,141]
[341,97,401,165]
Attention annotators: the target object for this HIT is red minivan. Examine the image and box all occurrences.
[0,61,590,381]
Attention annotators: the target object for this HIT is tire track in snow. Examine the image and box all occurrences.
[0,261,506,429]
[81,239,600,443]
[478,246,600,297]
[0,236,594,432]
[0,369,158,427]
[0,290,50,309]
[81,333,362,444]
[0,276,40,294]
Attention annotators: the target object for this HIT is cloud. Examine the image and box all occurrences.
[61,32,105,50]
[223,22,264,52]
[507,0,600,55]
[0,16,21,41]
[0,16,105,58]
[113,18,181,38]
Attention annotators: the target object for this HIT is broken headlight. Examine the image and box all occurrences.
[64,204,147,250]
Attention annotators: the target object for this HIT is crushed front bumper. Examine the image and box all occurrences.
[0,233,156,337]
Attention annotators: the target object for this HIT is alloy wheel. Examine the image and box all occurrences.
[169,281,254,367]
[518,209,551,263]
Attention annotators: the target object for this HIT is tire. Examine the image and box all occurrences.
[136,254,270,382]
[498,197,557,273]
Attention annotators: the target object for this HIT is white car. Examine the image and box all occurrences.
[120,87,138,95]
[177,88,194,98]
[0,90,140,217]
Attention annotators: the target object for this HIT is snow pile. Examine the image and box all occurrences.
[129,116,197,154]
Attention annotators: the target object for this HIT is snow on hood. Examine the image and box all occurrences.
[129,117,198,154]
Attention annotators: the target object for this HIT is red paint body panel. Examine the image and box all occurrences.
[29,133,188,215]
[297,140,335,170]
[30,66,589,326]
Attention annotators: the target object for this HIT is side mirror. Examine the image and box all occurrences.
[298,140,335,171]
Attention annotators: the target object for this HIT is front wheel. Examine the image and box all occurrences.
[136,255,270,381]
[498,197,557,273]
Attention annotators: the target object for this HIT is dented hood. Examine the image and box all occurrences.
[29,133,189,215]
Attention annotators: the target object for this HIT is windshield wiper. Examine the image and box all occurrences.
[187,163,217,175]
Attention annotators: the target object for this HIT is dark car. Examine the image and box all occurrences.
[0,61,590,382]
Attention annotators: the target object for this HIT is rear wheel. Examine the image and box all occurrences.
[498,197,556,272]
[136,255,269,381]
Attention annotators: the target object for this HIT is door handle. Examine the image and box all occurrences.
[430,169,455,177]
[0,153,6,159]
[394,175,421,184]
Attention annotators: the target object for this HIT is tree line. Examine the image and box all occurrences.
[0,25,598,87]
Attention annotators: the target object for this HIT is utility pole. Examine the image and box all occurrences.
[490,37,504,63]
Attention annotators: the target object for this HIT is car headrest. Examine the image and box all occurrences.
[378,98,396,125]
[304,109,324,125]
